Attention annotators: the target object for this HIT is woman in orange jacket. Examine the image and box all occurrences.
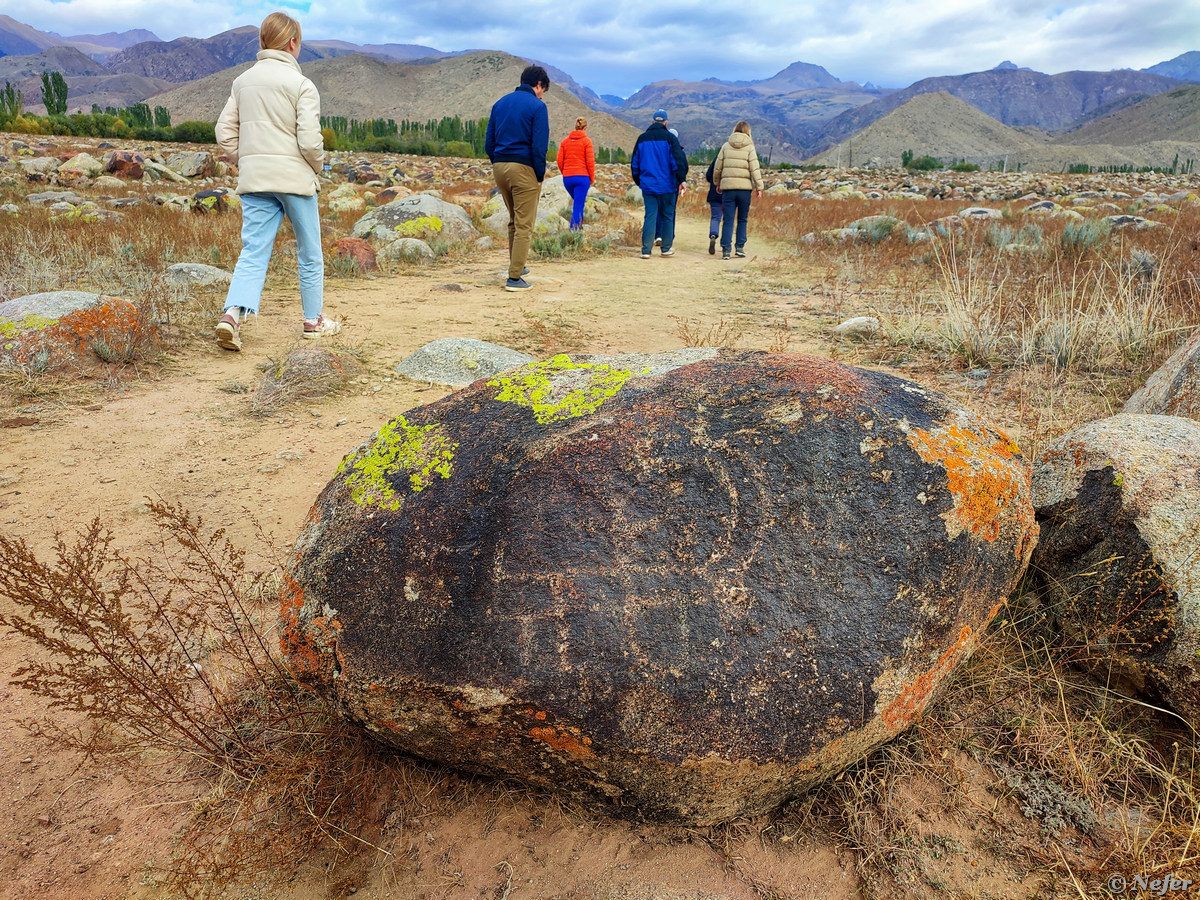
[556,116,596,230]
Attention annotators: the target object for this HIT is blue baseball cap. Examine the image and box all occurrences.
[653,109,668,122]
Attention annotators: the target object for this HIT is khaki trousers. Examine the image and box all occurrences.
[493,162,540,280]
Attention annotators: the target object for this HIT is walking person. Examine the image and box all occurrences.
[713,121,764,260]
[556,116,595,231]
[630,109,687,258]
[213,11,336,352]
[704,157,722,255]
[486,65,551,291]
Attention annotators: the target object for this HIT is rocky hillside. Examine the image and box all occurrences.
[612,62,886,159]
[806,92,1042,168]
[807,66,1186,156]
[1054,84,1200,146]
[105,26,295,82]
[807,89,1200,172]
[150,50,642,153]
[1144,51,1200,82]
[0,46,173,114]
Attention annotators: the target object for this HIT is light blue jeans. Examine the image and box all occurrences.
[224,191,323,319]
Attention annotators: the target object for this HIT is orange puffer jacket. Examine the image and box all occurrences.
[556,130,596,182]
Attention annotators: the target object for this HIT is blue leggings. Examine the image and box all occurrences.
[563,175,590,229]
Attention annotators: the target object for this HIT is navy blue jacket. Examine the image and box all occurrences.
[485,85,549,182]
[630,123,688,195]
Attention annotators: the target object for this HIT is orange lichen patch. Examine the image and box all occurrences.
[907,423,1031,542]
[881,626,975,730]
[3,298,156,369]
[278,573,340,681]
[529,725,595,758]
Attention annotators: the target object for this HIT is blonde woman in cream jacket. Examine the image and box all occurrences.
[213,11,337,351]
[713,121,764,260]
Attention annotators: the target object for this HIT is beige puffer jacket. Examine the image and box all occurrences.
[713,131,763,192]
[216,50,323,195]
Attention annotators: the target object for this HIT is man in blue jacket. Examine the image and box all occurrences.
[486,65,550,291]
[630,109,688,258]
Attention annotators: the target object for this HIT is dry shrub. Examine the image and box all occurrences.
[0,501,398,896]
[670,314,744,348]
[497,306,590,354]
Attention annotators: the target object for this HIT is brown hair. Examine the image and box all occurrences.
[575,117,588,131]
[259,11,301,51]
[734,121,752,136]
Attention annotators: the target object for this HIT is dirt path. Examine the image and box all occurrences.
[0,207,876,900]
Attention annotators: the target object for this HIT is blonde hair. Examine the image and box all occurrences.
[575,117,588,130]
[259,11,301,51]
[734,121,752,136]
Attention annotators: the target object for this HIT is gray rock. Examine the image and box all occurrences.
[0,291,104,324]
[393,338,534,387]
[377,238,435,263]
[19,157,59,176]
[1033,414,1200,726]
[27,190,85,207]
[959,207,1003,219]
[1124,327,1200,420]
[162,263,233,288]
[351,192,478,244]
[164,150,214,178]
[284,349,1036,824]
[832,316,881,340]
[58,152,103,178]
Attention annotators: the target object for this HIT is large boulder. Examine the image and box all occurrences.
[1124,328,1200,420]
[350,192,478,245]
[283,350,1036,823]
[1032,414,1200,725]
[104,150,146,179]
[165,150,215,178]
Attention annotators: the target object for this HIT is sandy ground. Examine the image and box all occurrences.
[0,211,1083,899]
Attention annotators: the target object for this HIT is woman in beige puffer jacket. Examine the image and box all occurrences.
[713,121,764,259]
[213,11,336,352]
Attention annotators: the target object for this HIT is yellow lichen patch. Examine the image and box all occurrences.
[881,625,975,730]
[337,415,457,511]
[488,354,639,424]
[392,215,443,237]
[530,724,595,757]
[906,423,1029,542]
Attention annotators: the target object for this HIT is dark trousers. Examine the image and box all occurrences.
[720,189,752,252]
[642,191,677,254]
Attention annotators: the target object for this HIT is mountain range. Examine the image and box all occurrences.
[4,14,1200,168]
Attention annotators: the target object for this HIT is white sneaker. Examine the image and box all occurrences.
[303,315,341,339]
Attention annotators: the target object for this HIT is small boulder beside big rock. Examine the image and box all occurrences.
[283,349,1036,824]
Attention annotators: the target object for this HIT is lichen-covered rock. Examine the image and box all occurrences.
[1032,414,1200,725]
[393,338,533,387]
[284,349,1036,823]
[350,192,478,244]
[0,291,154,370]
[165,150,215,178]
[1124,328,1200,420]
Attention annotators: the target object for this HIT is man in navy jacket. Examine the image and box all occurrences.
[486,65,550,291]
[630,110,688,258]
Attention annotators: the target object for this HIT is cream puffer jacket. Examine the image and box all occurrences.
[216,50,323,195]
[713,131,763,192]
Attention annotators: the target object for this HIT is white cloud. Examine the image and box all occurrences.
[15,0,1200,96]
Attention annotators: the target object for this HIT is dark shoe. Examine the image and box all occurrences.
[735,248,746,258]
[522,267,529,275]
[214,313,241,351]
[708,236,716,255]
[505,277,533,291]
[303,315,341,339]
[660,248,675,257]
[722,251,731,260]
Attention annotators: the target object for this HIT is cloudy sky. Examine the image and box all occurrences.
[18,0,1200,97]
